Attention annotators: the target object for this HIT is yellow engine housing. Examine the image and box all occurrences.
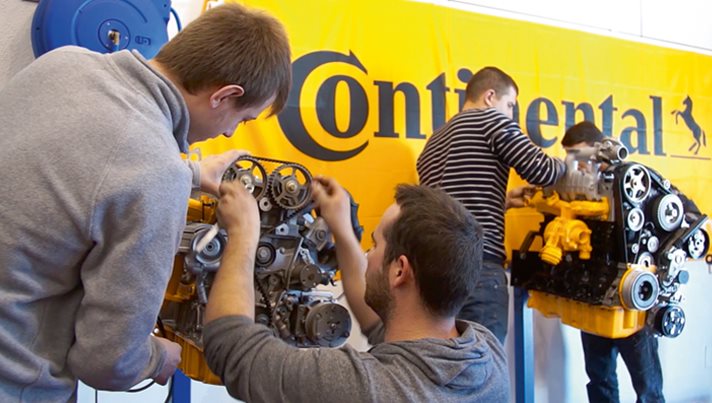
[161,198,222,385]
[528,291,646,339]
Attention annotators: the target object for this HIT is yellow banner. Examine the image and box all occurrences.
[196,0,712,254]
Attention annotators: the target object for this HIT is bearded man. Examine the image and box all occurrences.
[203,176,510,402]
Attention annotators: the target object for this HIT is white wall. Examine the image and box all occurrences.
[429,0,712,55]
[2,1,712,402]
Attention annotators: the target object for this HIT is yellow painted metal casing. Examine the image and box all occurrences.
[161,196,221,384]
[529,191,607,265]
[528,191,610,220]
[187,196,218,224]
[541,217,592,265]
[523,191,652,338]
[163,259,195,303]
[528,290,646,338]
[163,326,222,385]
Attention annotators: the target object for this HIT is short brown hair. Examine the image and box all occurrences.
[155,4,291,115]
[561,121,605,147]
[382,185,483,317]
[465,66,518,103]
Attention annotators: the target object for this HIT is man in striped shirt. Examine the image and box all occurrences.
[416,67,565,343]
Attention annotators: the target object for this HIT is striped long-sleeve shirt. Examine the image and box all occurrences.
[417,108,565,261]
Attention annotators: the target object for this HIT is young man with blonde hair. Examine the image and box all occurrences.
[0,4,290,401]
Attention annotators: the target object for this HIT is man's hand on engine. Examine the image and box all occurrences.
[152,337,182,385]
[505,185,536,209]
[311,176,381,331]
[199,149,249,195]
[312,176,352,238]
[217,179,260,240]
[205,179,261,324]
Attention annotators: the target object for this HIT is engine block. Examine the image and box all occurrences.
[160,156,359,383]
[511,139,709,338]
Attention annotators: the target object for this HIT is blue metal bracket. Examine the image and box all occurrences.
[170,370,191,403]
[514,286,534,403]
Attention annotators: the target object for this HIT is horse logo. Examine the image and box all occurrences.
[672,96,706,155]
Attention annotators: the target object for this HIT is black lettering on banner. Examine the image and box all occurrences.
[455,68,473,112]
[374,81,425,139]
[278,50,676,161]
[620,108,649,155]
[426,73,449,131]
[563,101,594,130]
[278,51,369,161]
[317,75,368,138]
[526,97,559,148]
[598,95,618,138]
[650,96,666,156]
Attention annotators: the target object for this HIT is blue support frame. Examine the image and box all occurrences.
[513,287,534,403]
[171,370,191,403]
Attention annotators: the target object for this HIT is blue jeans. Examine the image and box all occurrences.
[457,260,509,344]
[581,329,664,403]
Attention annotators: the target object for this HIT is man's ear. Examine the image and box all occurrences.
[482,89,497,107]
[391,255,412,287]
[209,84,245,109]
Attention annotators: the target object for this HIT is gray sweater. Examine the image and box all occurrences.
[0,46,192,401]
[204,316,510,402]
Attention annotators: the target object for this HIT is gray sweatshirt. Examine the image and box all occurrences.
[0,46,192,401]
[204,316,510,402]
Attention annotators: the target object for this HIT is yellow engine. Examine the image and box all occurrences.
[159,156,357,384]
[511,139,708,338]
